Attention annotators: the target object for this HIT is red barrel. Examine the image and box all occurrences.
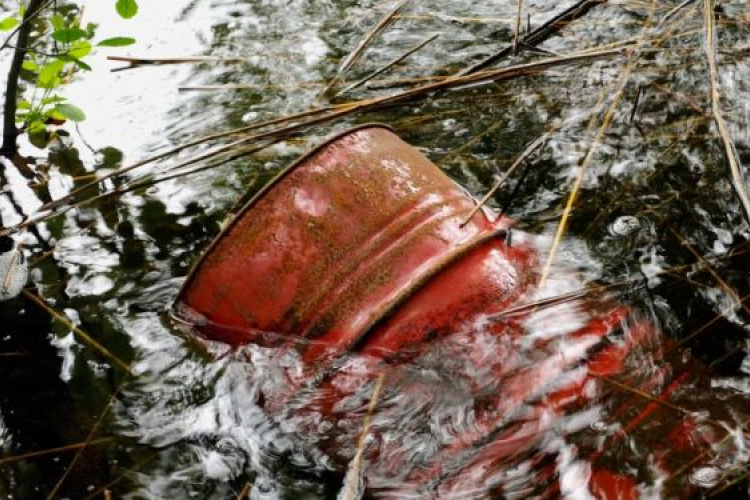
[174,124,533,356]
[173,125,749,499]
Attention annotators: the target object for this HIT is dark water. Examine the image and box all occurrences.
[2,0,750,498]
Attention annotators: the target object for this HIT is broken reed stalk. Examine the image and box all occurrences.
[108,55,246,65]
[665,290,750,359]
[17,142,274,233]
[703,0,750,227]
[22,290,132,373]
[538,4,656,289]
[336,33,440,96]
[0,437,114,466]
[182,74,469,93]
[2,48,623,237]
[235,481,252,500]
[341,373,385,500]
[40,106,333,212]
[599,375,703,420]
[441,118,507,161]
[461,131,551,226]
[669,226,750,315]
[45,376,130,500]
[77,141,274,207]
[651,81,705,114]
[325,47,620,112]
[320,0,412,96]
[459,0,609,76]
[513,0,524,54]
[79,455,157,500]
[665,417,750,490]
[661,0,696,26]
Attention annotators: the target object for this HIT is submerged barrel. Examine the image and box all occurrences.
[174,124,533,356]
[173,125,750,499]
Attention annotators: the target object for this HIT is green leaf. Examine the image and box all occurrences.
[37,60,65,88]
[28,125,50,148]
[68,41,92,59]
[52,28,87,44]
[0,17,18,31]
[50,13,66,31]
[22,60,39,71]
[27,120,47,134]
[72,58,92,71]
[17,100,32,110]
[97,36,136,47]
[49,109,67,121]
[54,103,86,122]
[115,0,138,19]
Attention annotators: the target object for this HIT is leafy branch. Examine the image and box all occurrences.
[1,0,139,158]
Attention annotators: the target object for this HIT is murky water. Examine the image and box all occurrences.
[2,0,750,498]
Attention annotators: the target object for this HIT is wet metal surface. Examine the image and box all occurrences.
[175,125,520,350]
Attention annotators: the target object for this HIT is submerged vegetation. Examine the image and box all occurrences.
[1,0,750,498]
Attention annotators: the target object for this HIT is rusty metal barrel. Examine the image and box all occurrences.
[173,124,534,357]
[172,125,750,499]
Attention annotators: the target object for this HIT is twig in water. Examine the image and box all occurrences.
[629,84,643,123]
[340,374,385,500]
[538,4,656,289]
[0,438,115,466]
[79,454,157,500]
[19,141,275,233]
[90,141,272,204]
[39,106,333,212]
[669,226,750,315]
[336,33,439,96]
[461,132,550,226]
[651,81,704,115]
[513,0,525,55]
[107,55,246,72]
[2,48,623,237]
[2,48,621,238]
[703,0,750,227]
[235,481,252,500]
[45,375,130,500]
[661,0,696,26]
[664,290,750,360]
[664,418,750,489]
[320,0,412,96]
[22,290,132,373]
[460,0,609,76]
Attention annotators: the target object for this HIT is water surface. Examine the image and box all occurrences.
[2,0,750,498]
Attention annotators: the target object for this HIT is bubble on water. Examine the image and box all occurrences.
[590,421,608,432]
[689,466,723,488]
[609,216,641,237]
[242,111,259,123]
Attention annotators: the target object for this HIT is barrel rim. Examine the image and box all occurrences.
[173,123,395,309]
